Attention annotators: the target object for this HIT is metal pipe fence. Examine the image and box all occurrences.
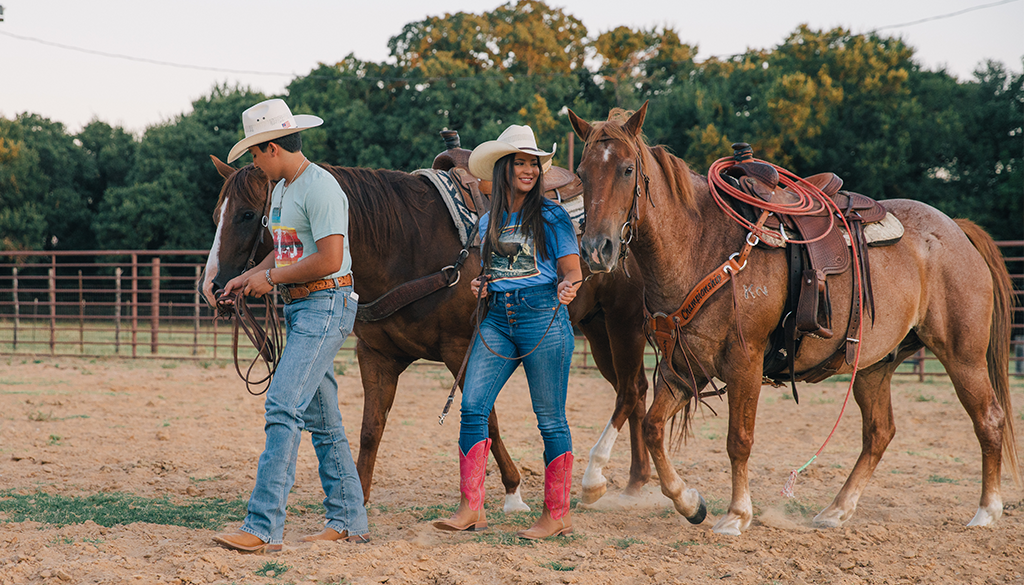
[1,245,1022,378]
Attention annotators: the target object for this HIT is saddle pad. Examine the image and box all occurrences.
[412,169,478,247]
[413,168,587,246]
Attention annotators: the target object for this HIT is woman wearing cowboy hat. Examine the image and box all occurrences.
[433,124,582,539]
[212,98,369,552]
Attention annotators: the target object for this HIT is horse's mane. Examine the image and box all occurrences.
[219,163,437,246]
[320,165,436,246]
[586,109,698,210]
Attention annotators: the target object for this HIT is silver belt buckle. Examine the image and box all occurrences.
[278,284,293,305]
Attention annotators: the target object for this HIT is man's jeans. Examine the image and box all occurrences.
[459,284,574,465]
[240,287,367,544]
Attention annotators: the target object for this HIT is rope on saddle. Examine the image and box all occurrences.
[216,290,283,396]
[706,155,865,498]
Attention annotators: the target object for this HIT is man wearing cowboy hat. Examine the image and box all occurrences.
[213,98,369,552]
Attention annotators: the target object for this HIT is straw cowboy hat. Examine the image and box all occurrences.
[227,99,323,163]
[468,124,556,181]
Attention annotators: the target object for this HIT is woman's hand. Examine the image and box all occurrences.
[470,276,489,299]
[557,279,579,305]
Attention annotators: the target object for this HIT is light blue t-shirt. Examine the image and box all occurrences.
[270,163,351,279]
[479,199,580,292]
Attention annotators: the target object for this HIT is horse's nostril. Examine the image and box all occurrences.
[600,239,615,264]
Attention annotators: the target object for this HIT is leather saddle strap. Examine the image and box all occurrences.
[356,249,469,322]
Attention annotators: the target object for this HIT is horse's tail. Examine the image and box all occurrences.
[956,218,1021,486]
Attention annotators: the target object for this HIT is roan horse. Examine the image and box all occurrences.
[568,103,1020,535]
[200,155,653,510]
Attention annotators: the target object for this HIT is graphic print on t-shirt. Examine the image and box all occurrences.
[271,207,303,266]
[488,223,540,282]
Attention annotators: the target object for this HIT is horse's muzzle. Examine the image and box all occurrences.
[580,234,618,273]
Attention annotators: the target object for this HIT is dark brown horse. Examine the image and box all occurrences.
[200,156,653,510]
[568,103,1020,534]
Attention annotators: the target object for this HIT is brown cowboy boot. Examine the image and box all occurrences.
[433,438,490,532]
[517,452,573,539]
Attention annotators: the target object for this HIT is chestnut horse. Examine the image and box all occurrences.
[200,156,653,510]
[568,103,1019,535]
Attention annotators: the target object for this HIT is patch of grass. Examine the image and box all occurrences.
[160,363,177,369]
[473,531,536,546]
[47,434,62,446]
[784,499,818,518]
[410,504,456,522]
[542,561,575,571]
[706,498,728,516]
[49,536,74,546]
[334,362,347,376]
[915,394,936,402]
[0,490,246,529]
[254,560,290,578]
[28,411,56,422]
[82,537,103,545]
[928,475,958,484]
[671,540,700,549]
[609,536,644,549]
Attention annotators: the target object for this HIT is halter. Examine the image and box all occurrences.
[615,146,652,268]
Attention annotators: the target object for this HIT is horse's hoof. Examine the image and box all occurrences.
[581,483,607,504]
[966,504,1001,527]
[684,494,707,525]
[711,517,742,536]
[503,489,531,514]
[812,507,847,529]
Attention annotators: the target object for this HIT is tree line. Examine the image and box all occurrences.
[1,0,1021,254]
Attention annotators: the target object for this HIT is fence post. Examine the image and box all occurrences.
[916,348,925,382]
[151,257,160,354]
[193,266,201,356]
[78,270,84,353]
[115,267,122,354]
[49,267,56,355]
[12,267,18,351]
[131,254,138,358]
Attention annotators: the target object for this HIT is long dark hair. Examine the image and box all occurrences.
[481,153,549,272]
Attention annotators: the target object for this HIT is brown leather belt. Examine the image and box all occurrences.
[279,273,353,304]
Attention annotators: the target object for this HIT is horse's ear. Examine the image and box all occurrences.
[622,101,649,138]
[568,108,593,143]
[210,155,236,180]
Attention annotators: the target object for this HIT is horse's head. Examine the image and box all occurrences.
[199,156,274,307]
[569,102,650,273]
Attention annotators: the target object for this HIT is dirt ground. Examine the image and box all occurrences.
[0,357,1021,585]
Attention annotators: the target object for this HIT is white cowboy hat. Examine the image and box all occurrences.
[468,124,556,180]
[227,98,323,163]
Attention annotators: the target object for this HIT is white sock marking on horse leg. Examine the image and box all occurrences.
[582,419,618,492]
[202,203,227,306]
[967,498,1002,527]
[504,486,531,513]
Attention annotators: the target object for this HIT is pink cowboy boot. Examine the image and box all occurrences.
[433,438,491,531]
[517,452,573,539]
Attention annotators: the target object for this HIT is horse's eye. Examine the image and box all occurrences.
[625,165,634,177]
[241,211,256,222]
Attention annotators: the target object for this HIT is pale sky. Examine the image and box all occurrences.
[1,0,1021,135]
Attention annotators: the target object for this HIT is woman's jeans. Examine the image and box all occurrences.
[240,287,367,544]
[459,284,574,465]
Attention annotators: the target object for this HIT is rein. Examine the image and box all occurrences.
[218,181,282,395]
[217,289,283,395]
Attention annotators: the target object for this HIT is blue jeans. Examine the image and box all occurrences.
[459,284,574,465]
[240,287,367,544]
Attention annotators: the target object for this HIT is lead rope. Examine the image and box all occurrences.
[438,275,591,425]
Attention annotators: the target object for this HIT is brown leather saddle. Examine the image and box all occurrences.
[719,143,900,393]
[431,130,583,217]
